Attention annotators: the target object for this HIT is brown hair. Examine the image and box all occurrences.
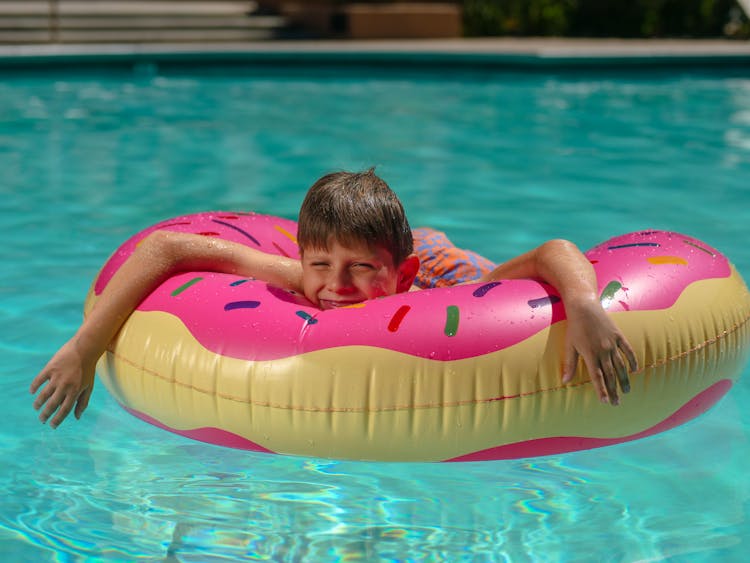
[297,168,413,265]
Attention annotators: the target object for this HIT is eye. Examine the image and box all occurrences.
[352,262,376,271]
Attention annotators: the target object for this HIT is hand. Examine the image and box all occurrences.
[30,339,97,428]
[562,299,638,405]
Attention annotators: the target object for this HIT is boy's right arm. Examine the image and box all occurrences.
[30,230,303,428]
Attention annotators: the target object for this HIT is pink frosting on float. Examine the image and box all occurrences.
[585,230,729,312]
[94,213,732,362]
[94,212,302,294]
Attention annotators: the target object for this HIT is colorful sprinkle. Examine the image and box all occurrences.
[224,300,261,311]
[212,219,260,246]
[444,305,459,337]
[600,280,623,309]
[230,279,251,286]
[647,256,688,265]
[472,282,502,298]
[683,239,715,256]
[296,310,318,325]
[388,305,411,332]
[197,231,220,237]
[272,242,290,257]
[274,225,298,244]
[171,277,203,296]
[608,243,660,250]
[159,221,192,228]
[528,295,561,309]
[342,303,366,309]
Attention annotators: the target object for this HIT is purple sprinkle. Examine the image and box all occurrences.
[528,295,561,309]
[212,219,261,246]
[224,301,261,311]
[472,282,502,298]
[607,243,660,250]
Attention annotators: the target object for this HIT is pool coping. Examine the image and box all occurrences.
[2,38,750,69]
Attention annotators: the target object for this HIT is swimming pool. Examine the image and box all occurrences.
[2,56,750,561]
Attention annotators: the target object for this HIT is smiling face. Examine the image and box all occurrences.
[301,238,418,310]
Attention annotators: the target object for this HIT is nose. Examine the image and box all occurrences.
[327,269,355,294]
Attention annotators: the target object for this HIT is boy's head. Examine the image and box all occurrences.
[297,169,419,309]
[298,168,413,264]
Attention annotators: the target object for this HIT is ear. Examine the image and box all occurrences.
[396,254,420,293]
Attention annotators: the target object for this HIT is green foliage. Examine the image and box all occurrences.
[462,0,750,37]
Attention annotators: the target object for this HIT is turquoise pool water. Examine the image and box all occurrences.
[2,61,750,561]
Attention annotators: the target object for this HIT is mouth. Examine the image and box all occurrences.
[319,299,363,310]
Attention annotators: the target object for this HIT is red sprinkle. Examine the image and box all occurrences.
[388,305,411,332]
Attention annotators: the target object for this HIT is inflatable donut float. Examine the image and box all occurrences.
[85,212,750,461]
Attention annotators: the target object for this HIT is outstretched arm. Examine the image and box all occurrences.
[30,230,303,428]
[478,239,638,405]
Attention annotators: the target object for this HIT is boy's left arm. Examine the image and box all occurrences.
[477,239,638,405]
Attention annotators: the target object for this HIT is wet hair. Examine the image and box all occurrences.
[297,168,413,265]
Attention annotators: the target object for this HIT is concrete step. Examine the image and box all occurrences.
[0,28,278,42]
[0,0,291,43]
[0,2,259,16]
[0,16,286,30]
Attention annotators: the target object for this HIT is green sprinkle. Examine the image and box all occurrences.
[599,281,622,308]
[682,239,715,256]
[444,305,459,337]
[171,277,204,296]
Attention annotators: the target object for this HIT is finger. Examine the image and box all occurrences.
[32,381,56,411]
[612,349,630,394]
[619,337,639,372]
[562,347,579,383]
[49,393,77,429]
[75,386,93,419]
[600,354,619,406]
[38,388,64,423]
[30,370,51,394]
[584,360,608,403]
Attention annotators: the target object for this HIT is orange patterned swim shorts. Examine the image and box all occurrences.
[412,228,496,289]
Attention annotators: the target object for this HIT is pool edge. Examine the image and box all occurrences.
[2,39,750,70]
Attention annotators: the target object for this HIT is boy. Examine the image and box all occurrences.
[31,169,637,429]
